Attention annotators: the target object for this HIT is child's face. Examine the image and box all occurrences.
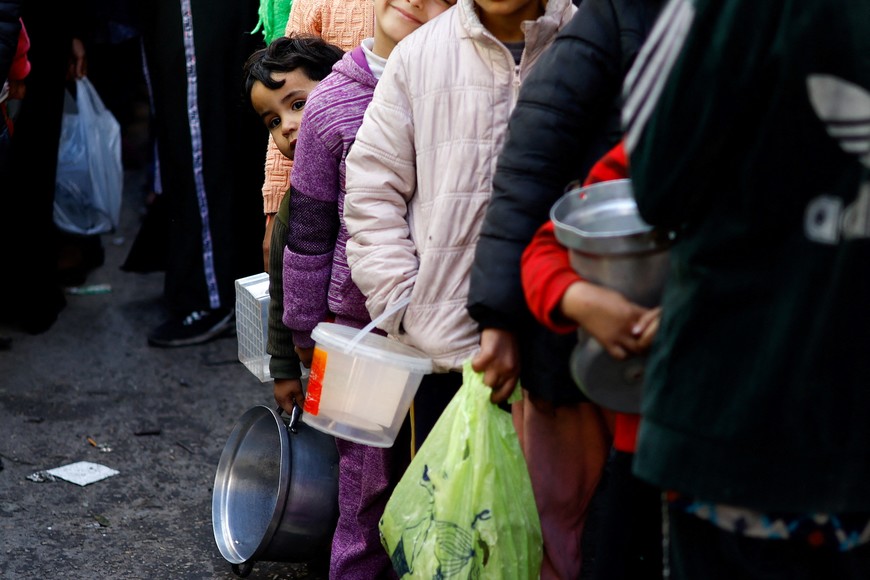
[250,69,320,160]
[374,0,455,55]
[474,0,545,42]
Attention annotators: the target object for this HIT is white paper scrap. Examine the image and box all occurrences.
[45,461,119,486]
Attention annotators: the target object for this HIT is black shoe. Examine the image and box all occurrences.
[147,308,235,347]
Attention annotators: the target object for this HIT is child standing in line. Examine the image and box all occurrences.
[243,34,344,420]
[282,0,454,575]
[342,0,575,574]
[258,0,374,268]
[521,141,663,580]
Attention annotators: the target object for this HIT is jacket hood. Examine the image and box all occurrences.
[330,45,378,91]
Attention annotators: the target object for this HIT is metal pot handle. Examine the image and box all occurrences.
[276,403,303,434]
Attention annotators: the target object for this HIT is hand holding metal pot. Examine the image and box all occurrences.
[559,280,655,360]
[550,179,675,413]
[632,306,661,352]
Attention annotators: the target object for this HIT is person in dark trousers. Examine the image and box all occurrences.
[139,0,268,347]
[622,0,870,577]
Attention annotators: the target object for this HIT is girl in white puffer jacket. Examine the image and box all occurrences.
[343,0,579,576]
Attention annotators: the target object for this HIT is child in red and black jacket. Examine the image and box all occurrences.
[521,140,663,580]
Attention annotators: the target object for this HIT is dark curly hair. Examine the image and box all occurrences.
[243,34,344,103]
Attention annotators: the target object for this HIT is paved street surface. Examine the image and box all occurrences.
[0,167,321,579]
[0,111,607,577]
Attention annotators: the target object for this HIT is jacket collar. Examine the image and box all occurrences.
[457,0,576,55]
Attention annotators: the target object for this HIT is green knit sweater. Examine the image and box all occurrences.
[267,191,302,381]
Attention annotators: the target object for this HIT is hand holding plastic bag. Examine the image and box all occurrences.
[380,360,542,579]
[54,76,123,235]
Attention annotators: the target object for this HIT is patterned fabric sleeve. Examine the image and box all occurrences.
[285,0,323,37]
[262,140,292,214]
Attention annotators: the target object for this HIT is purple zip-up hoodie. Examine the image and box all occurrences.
[282,47,377,348]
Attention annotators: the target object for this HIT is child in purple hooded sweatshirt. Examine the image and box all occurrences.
[281,0,454,575]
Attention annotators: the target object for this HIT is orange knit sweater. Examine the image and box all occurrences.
[260,0,375,214]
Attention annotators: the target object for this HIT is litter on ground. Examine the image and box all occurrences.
[38,461,120,486]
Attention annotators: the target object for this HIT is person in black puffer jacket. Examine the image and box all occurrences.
[467,0,664,578]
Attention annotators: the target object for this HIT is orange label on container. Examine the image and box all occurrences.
[303,348,328,415]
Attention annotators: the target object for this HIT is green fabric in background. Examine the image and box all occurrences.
[252,0,293,44]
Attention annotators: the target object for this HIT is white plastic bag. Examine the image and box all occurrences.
[54,77,123,235]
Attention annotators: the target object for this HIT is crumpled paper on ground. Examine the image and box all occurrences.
[28,461,119,486]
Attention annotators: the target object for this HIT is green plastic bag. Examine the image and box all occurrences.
[379,361,542,579]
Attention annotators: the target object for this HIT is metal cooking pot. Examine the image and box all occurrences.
[550,179,675,413]
[212,405,339,577]
[551,179,674,308]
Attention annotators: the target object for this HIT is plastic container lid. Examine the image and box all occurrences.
[311,322,433,375]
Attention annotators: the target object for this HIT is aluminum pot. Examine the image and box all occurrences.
[551,179,675,307]
[212,404,339,577]
[551,179,675,413]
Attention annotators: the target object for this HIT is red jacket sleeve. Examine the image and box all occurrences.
[584,141,627,186]
[9,19,30,81]
[520,140,629,333]
[521,220,582,333]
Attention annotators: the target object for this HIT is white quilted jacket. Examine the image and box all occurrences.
[344,0,575,372]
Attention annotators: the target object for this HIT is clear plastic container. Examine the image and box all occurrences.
[301,322,433,447]
[234,272,271,382]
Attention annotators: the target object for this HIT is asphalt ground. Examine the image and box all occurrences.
[0,162,324,579]
[0,94,608,579]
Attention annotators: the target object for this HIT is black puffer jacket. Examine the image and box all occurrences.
[468,0,663,405]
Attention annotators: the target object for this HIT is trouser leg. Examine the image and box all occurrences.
[513,393,611,580]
